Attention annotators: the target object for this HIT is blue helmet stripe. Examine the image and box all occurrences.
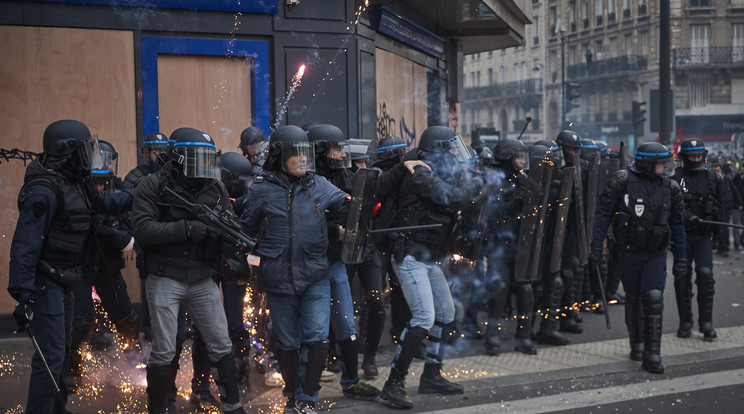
[635,151,671,158]
[144,140,168,145]
[174,142,216,148]
[377,143,407,152]
[680,146,705,151]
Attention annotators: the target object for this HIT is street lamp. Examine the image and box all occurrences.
[555,20,567,125]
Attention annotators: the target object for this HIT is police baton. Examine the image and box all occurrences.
[21,324,60,392]
[698,219,744,230]
[595,263,611,329]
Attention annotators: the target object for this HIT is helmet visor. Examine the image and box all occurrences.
[100,146,118,176]
[448,134,472,162]
[656,156,675,177]
[280,141,315,176]
[514,149,529,170]
[77,136,104,171]
[325,141,352,169]
[177,144,218,179]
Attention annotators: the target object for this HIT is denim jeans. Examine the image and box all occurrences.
[145,275,232,366]
[26,277,73,414]
[329,260,357,342]
[267,278,330,402]
[392,255,455,364]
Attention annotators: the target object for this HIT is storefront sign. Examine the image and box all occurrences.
[374,6,444,59]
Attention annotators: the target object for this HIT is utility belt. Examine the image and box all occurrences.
[37,260,83,292]
[613,212,670,252]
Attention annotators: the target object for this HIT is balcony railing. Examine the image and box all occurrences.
[674,46,744,66]
[566,54,648,80]
[463,78,544,100]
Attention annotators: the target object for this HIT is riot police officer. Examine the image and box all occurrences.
[381,126,483,409]
[673,138,726,341]
[241,125,349,413]
[131,127,246,414]
[8,119,133,413]
[123,132,168,188]
[238,126,269,174]
[479,139,537,355]
[554,130,586,334]
[591,142,686,374]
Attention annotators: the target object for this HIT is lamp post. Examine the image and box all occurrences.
[561,34,566,125]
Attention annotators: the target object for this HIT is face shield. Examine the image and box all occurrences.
[325,141,352,169]
[100,146,118,176]
[243,139,269,163]
[448,134,473,162]
[655,156,675,177]
[76,136,104,172]
[221,171,253,198]
[513,149,529,171]
[175,143,218,179]
[280,141,315,177]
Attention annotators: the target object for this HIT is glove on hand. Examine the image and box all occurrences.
[13,300,35,332]
[188,221,217,242]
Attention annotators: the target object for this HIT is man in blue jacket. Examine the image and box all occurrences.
[241,125,349,414]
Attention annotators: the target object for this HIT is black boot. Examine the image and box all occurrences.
[674,271,693,338]
[275,348,300,396]
[641,290,664,374]
[484,317,503,355]
[625,293,644,361]
[211,353,246,414]
[191,336,219,410]
[418,363,464,395]
[362,309,385,378]
[536,274,571,346]
[514,283,537,355]
[301,340,330,399]
[166,345,182,413]
[381,326,428,408]
[697,268,717,341]
[147,364,173,414]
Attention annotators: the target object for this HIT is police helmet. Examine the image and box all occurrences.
[170,127,218,179]
[267,125,315,177]
[42,120,105,173]
[596,141,609,158]
[678,138,708,170]
[376,136,407,162]
[307,124,351,169]
[479,146,495,167]
[630,142,673,176]
[555,130,581,149]
[494,139,528,170]
[418,126,453,153]
[141,132,168,159]
[92,139,118,177]
[219,151,253,198]
[580,138,600,162]
[238,126,269,164]
[529,144,553,162]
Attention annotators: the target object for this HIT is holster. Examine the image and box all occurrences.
[37,260,82,292]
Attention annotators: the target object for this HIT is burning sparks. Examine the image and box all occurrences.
[274,64,307,128]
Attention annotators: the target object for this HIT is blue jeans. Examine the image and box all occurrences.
[393,255,455,364]
[145,275,233,366]
[26,277,72,414]
[329,260,357,342]
[267,278,330,402]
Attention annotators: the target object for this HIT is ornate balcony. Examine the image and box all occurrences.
[464,78,543,100]
[566,54,648,80]
[674,47,744,67]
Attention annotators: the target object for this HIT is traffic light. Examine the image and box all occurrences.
[565,82,581,112]
[632,101,647,129]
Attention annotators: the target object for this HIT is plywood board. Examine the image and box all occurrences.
[375,48,429,147]
[0,26,137,312]
[157,54,254,152]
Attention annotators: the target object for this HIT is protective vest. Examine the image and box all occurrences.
[613,173,672,252]
[21,175,92,268]
[675,168,719,234]
[145,174,226,278]
[396,194,457,261]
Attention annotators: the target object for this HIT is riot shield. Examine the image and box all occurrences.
[515,157,554,282]
[448,179,489,264]
[572,152,589,266]
[585,152,600,244]
[550,167,574,274]
[341,168,380,264]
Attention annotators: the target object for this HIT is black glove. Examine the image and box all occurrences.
[672,258,688,278]
[13,300,35,332]
[589,247,603,264]
[187,221,217,242]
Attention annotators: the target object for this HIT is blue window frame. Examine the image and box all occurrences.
[141,36,270,136]
[27,1,277,14]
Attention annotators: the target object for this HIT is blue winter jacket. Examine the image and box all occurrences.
[241,171,348,295]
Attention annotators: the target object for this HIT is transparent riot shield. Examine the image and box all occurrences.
[341,168,380,264]
[550,167,575,274]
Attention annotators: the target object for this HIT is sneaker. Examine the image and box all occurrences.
[320,369,336,382]
[190,390,220,410]
[283,396,296,414]
[342,378,381,400]
[291,400,317,414]
[264,371,283,388]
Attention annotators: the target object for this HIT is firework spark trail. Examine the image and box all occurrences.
[273,64,306,130]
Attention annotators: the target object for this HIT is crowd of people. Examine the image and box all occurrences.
[8,119,732,414]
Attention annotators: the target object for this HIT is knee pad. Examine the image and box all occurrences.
[695,266,715,289]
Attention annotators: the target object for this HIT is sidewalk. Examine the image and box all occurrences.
[2,324,741,413]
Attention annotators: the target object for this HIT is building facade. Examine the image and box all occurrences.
[463,0,744,152]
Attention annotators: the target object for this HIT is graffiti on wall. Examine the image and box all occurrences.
[377,102,417,147]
